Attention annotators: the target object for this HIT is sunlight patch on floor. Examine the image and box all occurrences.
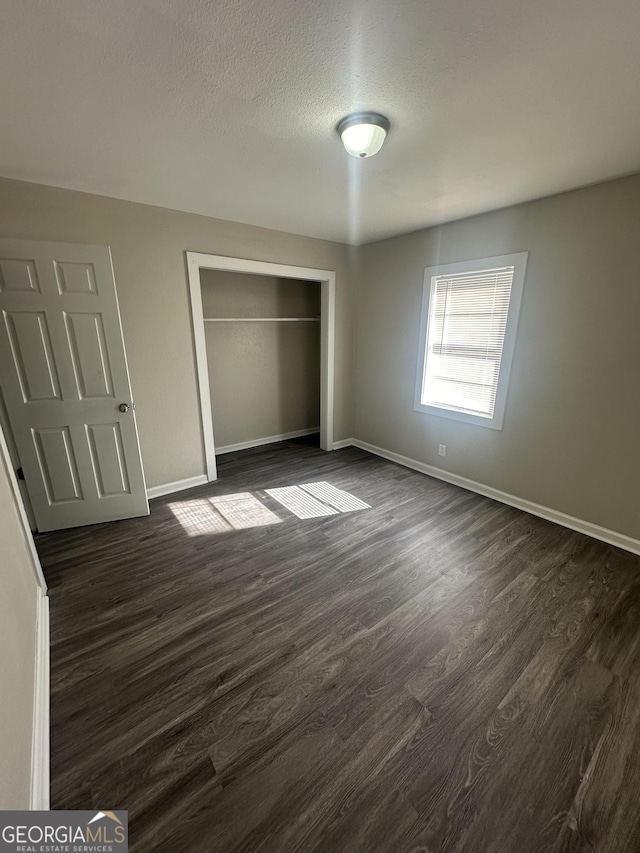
[299,481,371,513]
[169,493,281,536]
[169,500,233,536]
[169,483,370,534]
[210,492,282,530]
[266,482,370,519]
[265,486,339,519]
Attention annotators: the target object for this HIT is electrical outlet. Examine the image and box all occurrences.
[438,444,447,457]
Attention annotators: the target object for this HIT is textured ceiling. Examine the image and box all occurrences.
[2,0,640,244]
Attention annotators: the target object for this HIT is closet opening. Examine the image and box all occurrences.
[186,253,336,482]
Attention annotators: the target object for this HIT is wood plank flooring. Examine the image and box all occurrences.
[36,437,640,852]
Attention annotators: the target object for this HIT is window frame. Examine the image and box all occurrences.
[414,252,528,430]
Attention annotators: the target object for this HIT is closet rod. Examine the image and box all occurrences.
[203,317,320,322]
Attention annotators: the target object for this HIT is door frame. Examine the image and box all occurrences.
[0,421,47,590]
[186,253,336,482]
[0,388,36,530]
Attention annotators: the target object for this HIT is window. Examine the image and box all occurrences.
[414,252,527,430]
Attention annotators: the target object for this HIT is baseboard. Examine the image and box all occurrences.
[351,439,640,557]
[215,428,320,456]
[332,438,354,450]
[30,590,49,810]
[147,475,208,500]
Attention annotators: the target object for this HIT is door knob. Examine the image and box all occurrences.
[119,403,130,413]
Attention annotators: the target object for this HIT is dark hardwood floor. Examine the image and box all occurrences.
[36,437,640,852]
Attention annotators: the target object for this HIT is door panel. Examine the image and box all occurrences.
[64,312,114,398]
[0,239,149,531]
[32,426,83,504]
[86,422,131,497]
[54,261,98,295]
[4,311,62,401]
[0,258,40,293]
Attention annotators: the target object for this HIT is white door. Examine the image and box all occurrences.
[0,239,149,531]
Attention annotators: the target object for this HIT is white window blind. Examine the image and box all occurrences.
[420,266,516,418]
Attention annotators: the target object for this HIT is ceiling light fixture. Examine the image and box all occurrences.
[336,112,390,159]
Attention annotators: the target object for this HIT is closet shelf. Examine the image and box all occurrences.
[203,317,320,322]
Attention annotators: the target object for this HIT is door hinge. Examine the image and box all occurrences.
[16,467,24,480]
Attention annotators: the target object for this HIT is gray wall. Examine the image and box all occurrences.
[0,425,39,808]
[201,271,320,448]
[0,177,354,489]
[355,174,640,540]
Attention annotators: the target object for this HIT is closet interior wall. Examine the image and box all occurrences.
[200,270,321,451]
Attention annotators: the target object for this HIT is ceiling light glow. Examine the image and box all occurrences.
[337,112,390,159]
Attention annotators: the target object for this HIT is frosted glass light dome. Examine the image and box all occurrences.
[337,112,390,159]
